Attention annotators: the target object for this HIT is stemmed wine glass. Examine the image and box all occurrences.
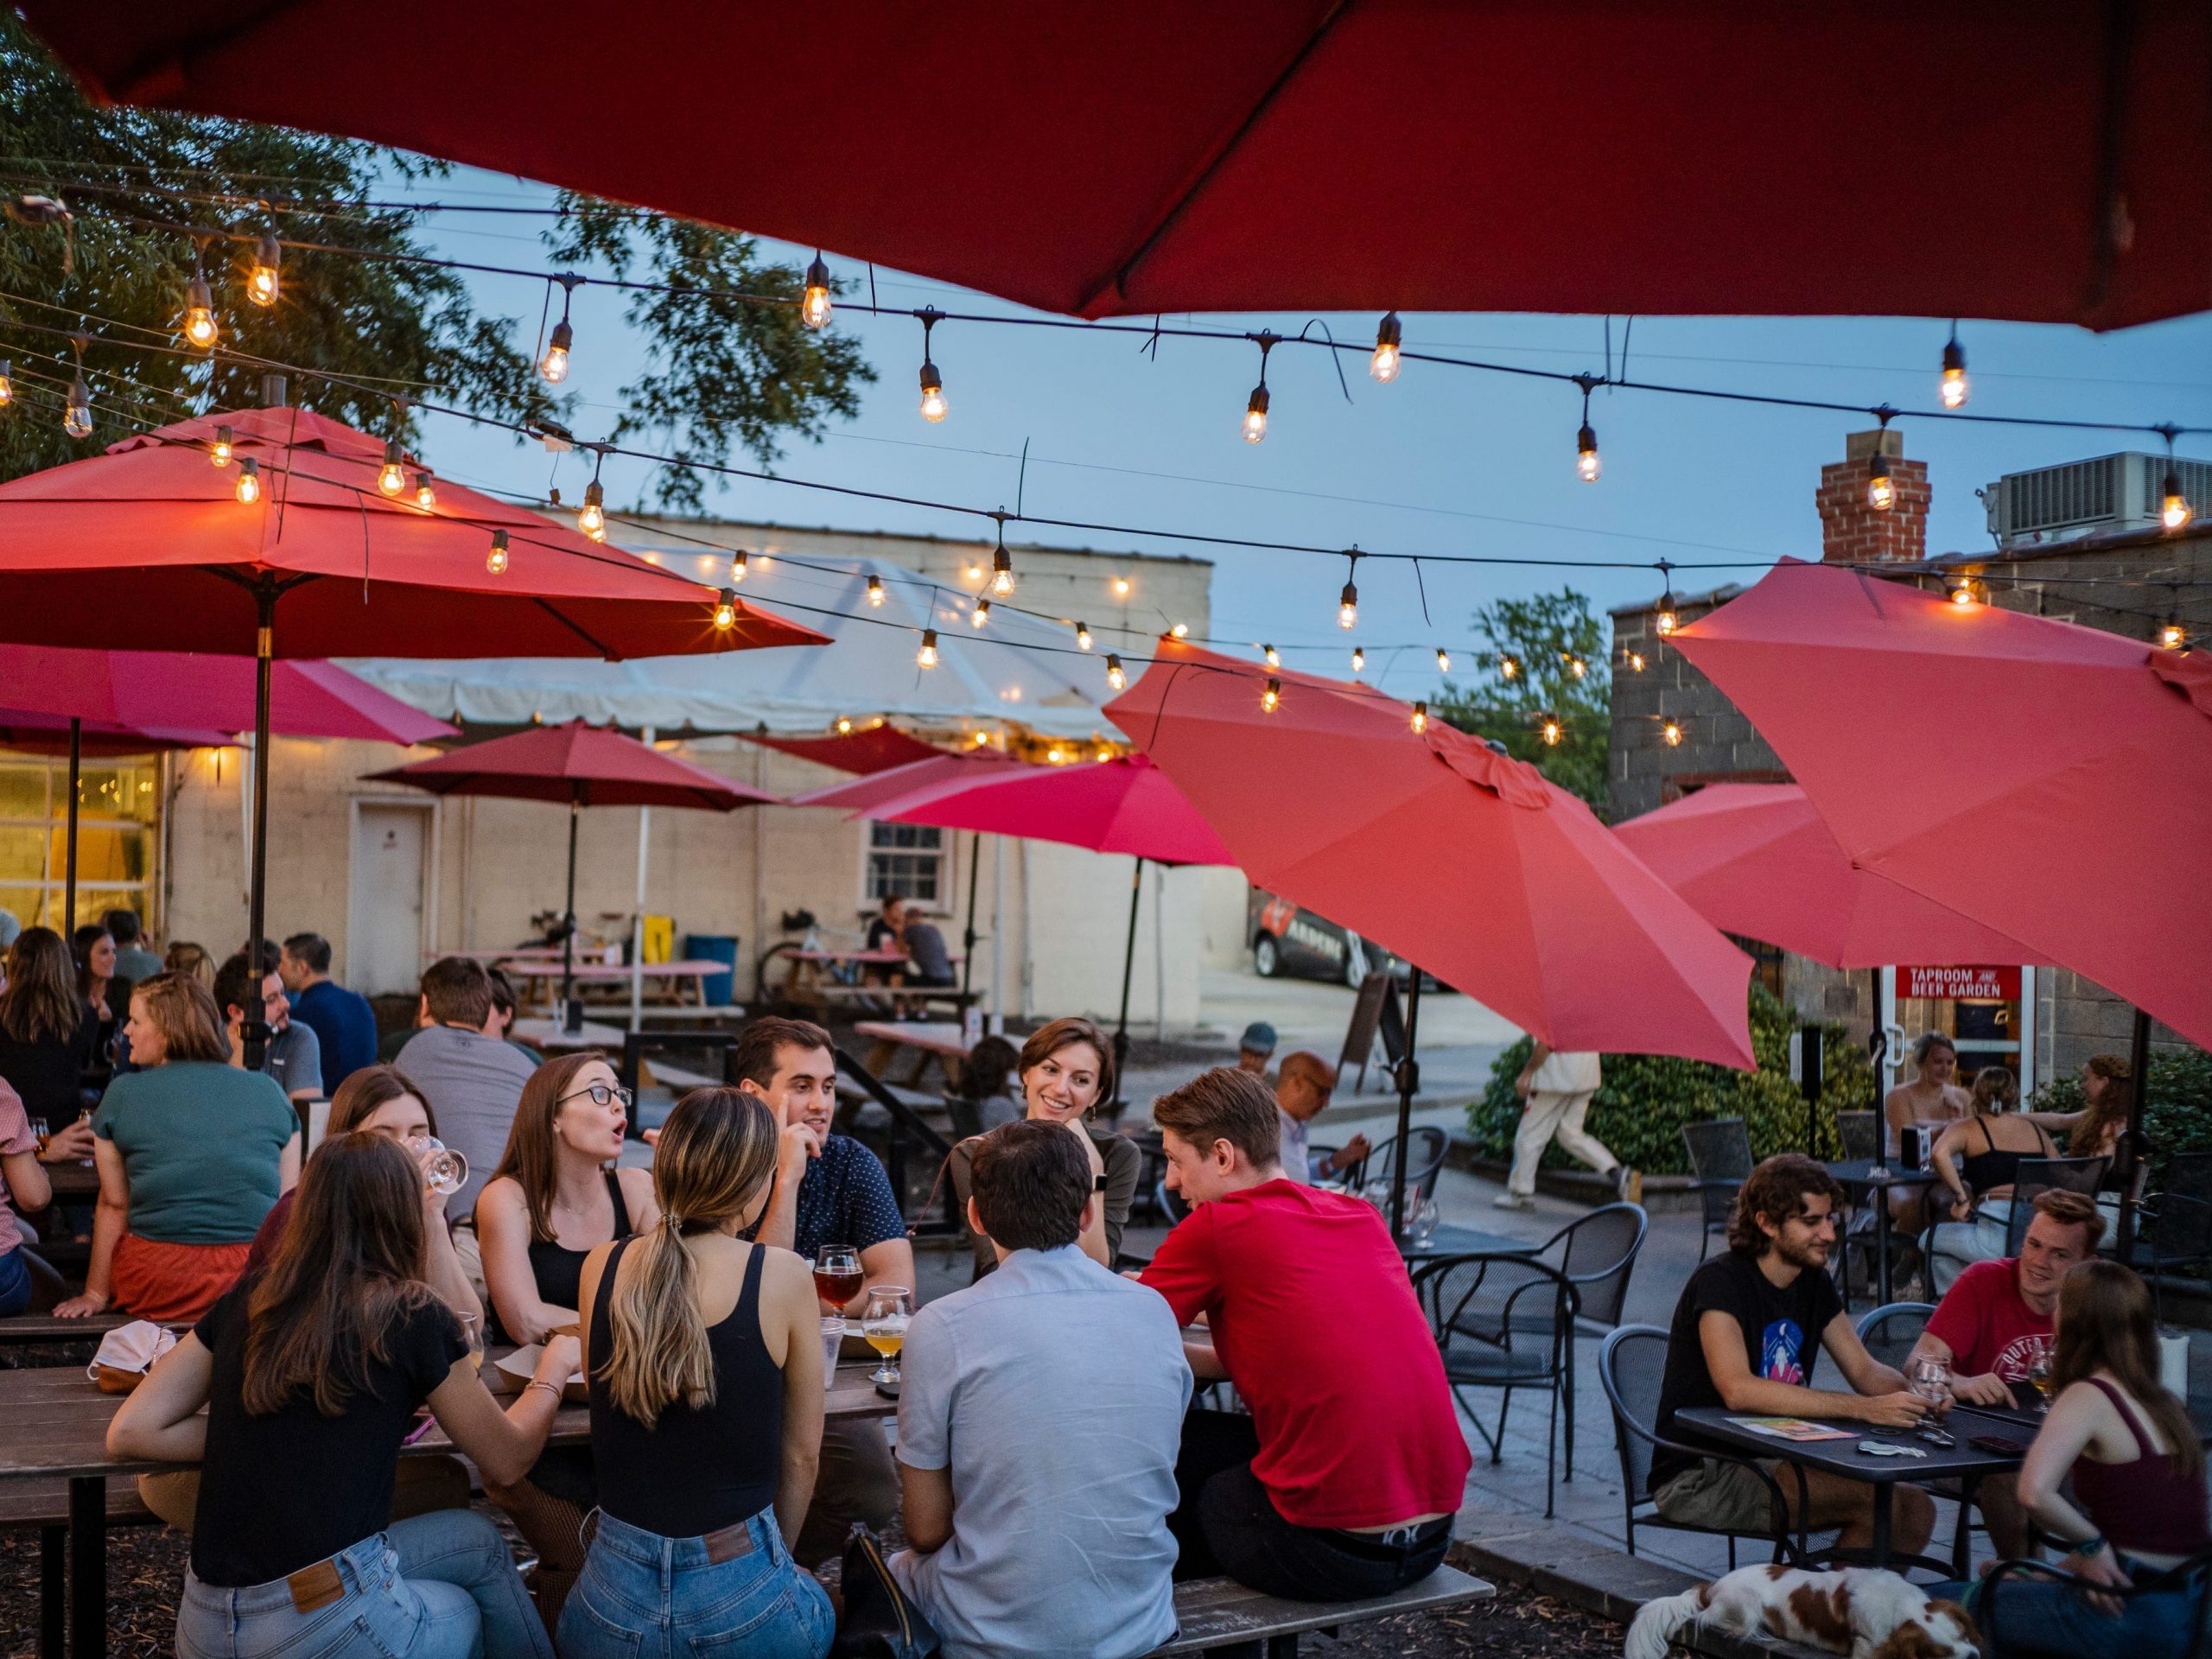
[410,1135,468,1198]
[1909,1353,1953,1444]
[861,1286,912,1386]
[813,1245,863,1313]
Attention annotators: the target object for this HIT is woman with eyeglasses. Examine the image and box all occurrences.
[474,1051,654,1630]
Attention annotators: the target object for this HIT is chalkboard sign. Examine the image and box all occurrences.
[1338,972,1407,1092]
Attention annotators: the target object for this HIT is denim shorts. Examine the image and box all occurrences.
[558,1506,835,1659]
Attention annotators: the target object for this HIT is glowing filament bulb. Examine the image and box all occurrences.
[0,359,11,404]
[1499,654,1520,680]
[919,359,947,423]
[1656,597,1678,637]
[990,541,1015,597]
[210,424,233,467]
[1867,453,1895,512]
[414,472,436,509]
[1576,423,1600,483]
[1940,338,1968,409]
[1105,654,1126,690]
[183,273,219,349]
[579,480,606,539]
[1262,677,1281,713]
[234,457,262,505]
[713,589,738,629]
[1170,622,1189,639]
[1541,715,1563,747]
[2159,618,2187,650]
[1662,719,1682,747]
[731,551,749,583]
[971,598,990,627]
[1370,312,1402,384]
[1435,648,1452,672]
[1075,622,1093,652]
[64,378,92,438]
[486,530,511,575]
[2162,473,2193,531]
[1627,651,1646,672]
[378,439,406,496]
[1411,701,1428,734]
[1113,576,1131,597]
[1351,645,1365,673]
[836,716,854,734]
[866,575,886,607]
[1047,747,1065,765]
[801,253,833,329]
[247,235,282,308]
[917,630,939,669]
[541,319,572,385]
[1338,581,1358,629]
[1948,581,1978,608]
[1263,644,1281,668]
[1566,654,1587,679]
[1243,384,1269,443]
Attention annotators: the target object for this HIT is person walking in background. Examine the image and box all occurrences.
[103,909,162,984]
[1273,1050,1370,1185]
[280,932,379,1093]
[1500,1044,1635,1210]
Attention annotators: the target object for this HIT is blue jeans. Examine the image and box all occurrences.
[0,1245,31,1318]
[1947,1558,2206,1659]
[557,1508,834,1659]
[175,1508,552,1659]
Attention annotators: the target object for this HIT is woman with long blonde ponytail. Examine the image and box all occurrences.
[564,1087,833,1659]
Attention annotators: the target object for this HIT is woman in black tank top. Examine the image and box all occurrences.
[563,1086,834,1659]
[474,1052,657,1631]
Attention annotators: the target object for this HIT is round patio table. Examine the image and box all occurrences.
[1824,1159,1940,1308]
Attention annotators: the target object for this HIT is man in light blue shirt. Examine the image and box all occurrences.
[892,1119,1190,1659]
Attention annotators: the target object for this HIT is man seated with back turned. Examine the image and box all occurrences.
[394,957,535,1225]
[278,931,379,1093]
[1141,1067,1470,1601]
[213,949,322,1105]
[1274,1049,1370,1185]
[1652,1154,1936,1556]
[1904,1187,2104,1559]
[893,1119,1189,1659]
[734,1015,914,1564]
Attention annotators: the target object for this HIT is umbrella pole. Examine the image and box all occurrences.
[2118,1007,2152,1260]
[563,797,582,1034]
[1391,968,1423,1239]
[960,832,981,1003]
[243,585,276,1071]
[62,718,80,937]
[1113,858,1144,1092]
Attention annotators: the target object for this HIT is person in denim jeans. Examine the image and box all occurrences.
[107,1132,580,1659]
[563,1086,833,1659]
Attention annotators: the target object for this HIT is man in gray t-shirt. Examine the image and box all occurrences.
[397,957,539,1220]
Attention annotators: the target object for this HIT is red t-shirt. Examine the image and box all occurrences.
[1141,1179,1471,1529]
[1925,1258,2052,1382]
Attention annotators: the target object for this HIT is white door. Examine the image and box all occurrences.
[350,803,429,995]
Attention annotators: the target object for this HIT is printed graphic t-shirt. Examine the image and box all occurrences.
[1652,1250,1842,1485]
[1924,1258,2052,1382]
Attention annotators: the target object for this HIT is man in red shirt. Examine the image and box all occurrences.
[1908,1187,2104,1558]
[1140,1067,1471,1601]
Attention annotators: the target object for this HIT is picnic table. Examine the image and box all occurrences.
[854,1019,972,1088]
[509,1014,631,1052]
[499,957,725,1011]
[1823,1159,1941,1307]
[0,1353,899,1659]
[42,1160,99,1201]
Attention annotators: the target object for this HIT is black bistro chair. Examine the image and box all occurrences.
[2129,1152,2212,1325]
[1835,1110,1881,1162]
[1350,1125,1449,1209]
[1535,1201,1648,1336]
[1999,1156,2110,1255]
[1415,1253,1579,1517]
[1682,1118,1755,1262]
[1599,1325,1805,1569]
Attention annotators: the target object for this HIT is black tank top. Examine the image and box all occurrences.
[490,1169,632,1345]
[587,1234,785,1539]
[1957,1116,2052,1198]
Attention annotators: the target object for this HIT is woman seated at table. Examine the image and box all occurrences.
[0,1077,53,1316]
[562,1085,830,1659]
[54,972,299,1323]
[73,922,127,1079]
[0,925,101,1141]
[945,1016,1141,1279]
[2027,1054,2133,1172]
[474,1051,656,1627]
[1967,1259,2209,1659]
[1923,1069,2055,1285]
[162,939,216,994]
[107,1131,575,1659]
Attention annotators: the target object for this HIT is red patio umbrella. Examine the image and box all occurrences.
[366,721,779,1024]
[1109,639,1753,1231]
[1614,783,2042,970]
[0,404,823,1058]
[861,754,1236,1076]
[0,715,230,756]
[741,725,944,777]
[23,4,2210,327]
[786,751,1021,814]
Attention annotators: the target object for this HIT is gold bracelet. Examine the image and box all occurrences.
[524,1378,564,1401]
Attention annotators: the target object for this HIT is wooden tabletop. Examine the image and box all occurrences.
[854,1020,972,1058]
[789,947,912,965]
[499,959,723,981]
[0,1357,896,1484]
[44,1159,100,1198]
[509,1015,632,1049]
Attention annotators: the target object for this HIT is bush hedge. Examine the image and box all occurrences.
[1464,983,1875,1177]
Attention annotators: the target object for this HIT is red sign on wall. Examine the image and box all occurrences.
[1901,965,2021,1001]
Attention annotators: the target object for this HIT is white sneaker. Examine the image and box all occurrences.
[1614,1166,1643,1205]
[1492,1192,1535,1211]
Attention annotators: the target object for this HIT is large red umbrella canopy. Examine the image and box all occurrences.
[1615,783,2041,970]
[0,711,232,755]
[22,5,2210,327]
[364,720,775,810]
[742,725,944,777]
[1107,640,1754,1067]
[864,754,1234,868]
[786,751,1023,815]
[1675,559,2212,1050]
[0,645,454,744]
[0,405,826,658]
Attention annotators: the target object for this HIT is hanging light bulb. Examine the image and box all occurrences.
[1047,746,1066,765]
[800,252,833,329]
[1075,622,1093,652]
[969,729,991,748]
[1262,644,1281,668]
[64,377,92,439]
[1627,650,1647,673]
[210,424,234,467]
[989,527,1015,597]
[1105,654,1126,690]
[971,597,990,627]
[1867,448,1896,512]
[1499,654,1520,681]
[378,439,406,496]
[1338,579,1359,630]
[0,359,14,405]
[836,715,854,734]
[1660,718,1682,747]
[1351,645,1365,673]
[579,479,606,540]
[917,309,948,423]
[413,471,436,509]
[1112,576,1131,597]
[233,457,262,505]
[1540,714,1563,747]
[866,574,886,607]
[1656,583,1679,637]
[731,550,749,583]
[2158,614,2187,651]
[2162,471,2193,531]
[1410,700,1428,734]
[1565,653,1588,679]
[917,629,939,669]
[1370,312,1402,384]
[1435,648,1452,673]
[1576,421,1600,483]
[486,529,511,575]
[713,588,738,629]
[1243,382,1270,443]
[1940,328,1968,409]
[541,278,578,383]
[1170,622,1190,639]
[182,271,219,349]
[1262,677,1281,713]
[246,234,282,308]
[1948,578,1979,608]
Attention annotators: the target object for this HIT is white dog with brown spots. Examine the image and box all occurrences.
[1626,1563,1980,1659]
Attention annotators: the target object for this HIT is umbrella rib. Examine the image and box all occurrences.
[531,598,620,659]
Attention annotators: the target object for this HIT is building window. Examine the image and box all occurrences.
[0,753,164,934]
[866,822,944,905]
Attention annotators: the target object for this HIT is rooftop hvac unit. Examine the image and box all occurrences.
[1983,452,2212,543]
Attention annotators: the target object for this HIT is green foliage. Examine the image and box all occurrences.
[1432,588,1611,809]
[1465,983,1875,1175]
[2026,1049,2212,1190]
[546,198,874,515]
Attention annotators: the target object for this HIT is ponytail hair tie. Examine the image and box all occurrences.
[663,1211,684,1230]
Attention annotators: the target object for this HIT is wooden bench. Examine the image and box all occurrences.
[0,1477,162,1659]
[0,1313,127,1345]
[1150,1564,1492,1655]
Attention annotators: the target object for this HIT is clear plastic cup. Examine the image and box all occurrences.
[820,1316,845,1389]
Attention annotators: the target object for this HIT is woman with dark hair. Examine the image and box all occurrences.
[55,973,299,1322]
[474,1050,656,1628]
[562,1086,831,1659]
[0,925,101,1139]
[946,1016,1142,1278]
[2025,1054,2134,1169]
[107,1132,575,1659]
[72,922,127,1078]
[957,1034,1021,1132]
[1971,1260,2209,1658]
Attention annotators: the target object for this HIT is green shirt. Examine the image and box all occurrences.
[92,1062,296,1243]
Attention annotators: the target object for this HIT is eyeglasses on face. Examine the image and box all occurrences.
[560,1082,635,1110]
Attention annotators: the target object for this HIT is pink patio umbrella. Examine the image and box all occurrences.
[742,725,945,776]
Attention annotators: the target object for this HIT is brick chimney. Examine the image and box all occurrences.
[1817,428,1929,564]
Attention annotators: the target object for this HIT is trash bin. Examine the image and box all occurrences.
[686,933,739,1007]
